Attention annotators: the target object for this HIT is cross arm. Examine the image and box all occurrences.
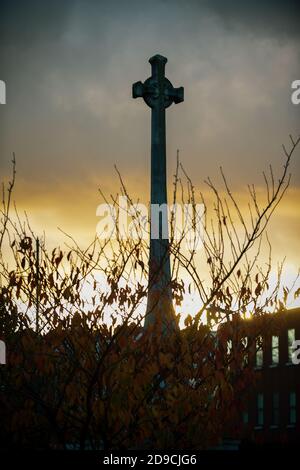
[132,81,145,99]
[165,86,184,104]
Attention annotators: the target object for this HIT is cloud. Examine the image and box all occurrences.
[1,0,299,51]
[0,0,74,46]
[201,0,300,39]
[0,0,299,304]
[0,0,299,212]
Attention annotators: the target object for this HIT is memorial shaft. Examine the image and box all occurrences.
[132,54,184,332]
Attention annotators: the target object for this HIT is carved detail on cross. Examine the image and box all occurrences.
[132,54,184,109]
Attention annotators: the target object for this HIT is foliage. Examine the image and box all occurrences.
[0,136,299,449]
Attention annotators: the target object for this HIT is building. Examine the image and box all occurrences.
[238,308,300,447]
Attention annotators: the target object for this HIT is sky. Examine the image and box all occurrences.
[0,0,299,307]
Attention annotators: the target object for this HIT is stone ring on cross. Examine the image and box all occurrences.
[132,54,184,109]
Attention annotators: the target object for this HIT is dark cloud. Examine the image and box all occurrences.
[0,1,73,46]
[202,0,300,38]
[0,0,299,279]
[0,0,299,188]
[1,0,299,49]
[0,0,300,45]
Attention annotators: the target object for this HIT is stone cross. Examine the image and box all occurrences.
[132,54,184,332]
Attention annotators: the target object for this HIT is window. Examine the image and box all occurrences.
[242,410,249,425]
[288,329,295,363]
[256,393,264,426]
[289,392,297,425]
[255,336,263,368]
[271,335,279,365]
[271,392,279,426]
